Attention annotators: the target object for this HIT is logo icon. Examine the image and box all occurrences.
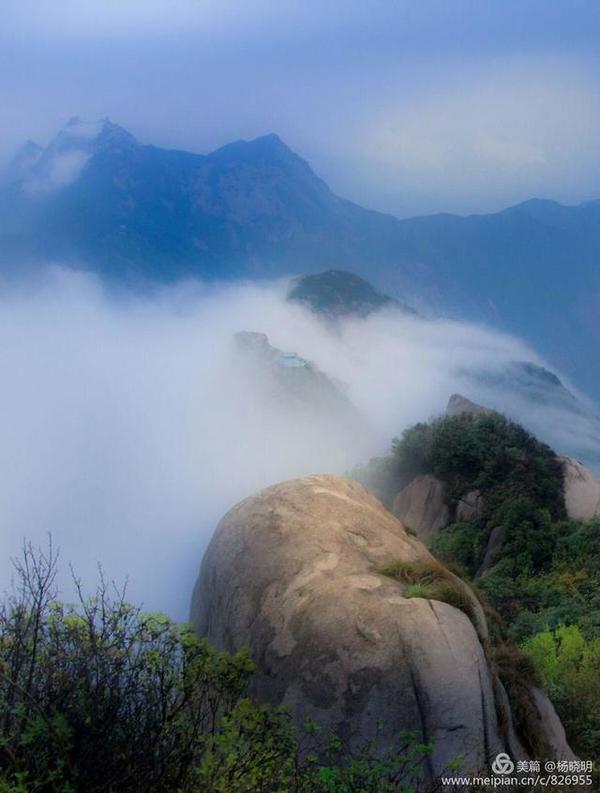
[492,753,515,775]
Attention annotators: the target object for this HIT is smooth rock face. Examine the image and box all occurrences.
[559,455,600,521]
[392,474,449,543]
[530,688,578,761]
[192,475,504,781]
[476,525,507,576]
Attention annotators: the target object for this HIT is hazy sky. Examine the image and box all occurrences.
[1,0,600,216]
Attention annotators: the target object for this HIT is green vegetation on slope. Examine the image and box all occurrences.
[356,412,600,756]
[287,270,404,318]
[474,515,600,642]
[524,625,600,757]
[393,413,564,515]
[375,558,477,624]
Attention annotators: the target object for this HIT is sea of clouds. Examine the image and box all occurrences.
[0,267,596,618]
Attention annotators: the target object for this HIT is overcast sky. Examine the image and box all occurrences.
[1,0,600,216]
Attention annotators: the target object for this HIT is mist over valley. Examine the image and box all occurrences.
[0,265,596,619]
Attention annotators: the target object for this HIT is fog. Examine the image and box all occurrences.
[0,267,596,618]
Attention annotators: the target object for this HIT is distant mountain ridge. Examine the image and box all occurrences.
[1,118,599,399]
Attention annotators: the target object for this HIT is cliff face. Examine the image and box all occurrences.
[392,474,449,543]
[191,474,575,784]
[559,455,600,521]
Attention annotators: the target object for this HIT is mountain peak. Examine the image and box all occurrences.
[210,132,297,163]
[3,139,44,184]
[47,117,136,154]
[53,117,104,145]
[5,117,139,194]
[95,118,137,146]
[252,132,286,148]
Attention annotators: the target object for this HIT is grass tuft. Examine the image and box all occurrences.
[403,583,436,600]
[432,583,477,622]
[492,643,549,759]
[377,558,478,623]
[376,558,446,586]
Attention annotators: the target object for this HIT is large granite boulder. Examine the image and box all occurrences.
[192,475,577,780]
[392,474,449,543]
[192,475,544,782]
[559,455,600,521]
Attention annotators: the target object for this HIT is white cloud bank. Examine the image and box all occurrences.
[0,268,596,618]
[351,56,600,215]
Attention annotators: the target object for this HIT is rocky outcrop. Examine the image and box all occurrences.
[559,455,600,521]
[445,398,600,523]
[233,330,355,414]
[456,489,483,523]
[446,394,493,418]
[191,475,575,782]
[530,688,577,761]
[232,331,375,455]
[392,474,449,542]
[476,526,507,576]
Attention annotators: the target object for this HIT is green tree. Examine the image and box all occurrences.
[0,541,435,792]
[523,625,600,756]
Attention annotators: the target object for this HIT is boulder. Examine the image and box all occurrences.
[456,489,483,522]
[559,455,600,521]
[476,525,507,576]
[392,474,449,543]
[192,475,506,781]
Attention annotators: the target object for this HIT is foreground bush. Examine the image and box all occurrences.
[0,541,433,792]
[523,625,600,757]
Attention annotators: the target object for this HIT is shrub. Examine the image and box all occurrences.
[377,558,477,624]
[0,540,284,792]
[391,413,565,519]
[522,626,600,756]
[375,558,446,586]
[356,412,566,572]
[432,583,477,623]
[0,541,437,793]
[431,522,483,575]
[478,517,600,641]
[492,643,548,759]
[403,583,436,600]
